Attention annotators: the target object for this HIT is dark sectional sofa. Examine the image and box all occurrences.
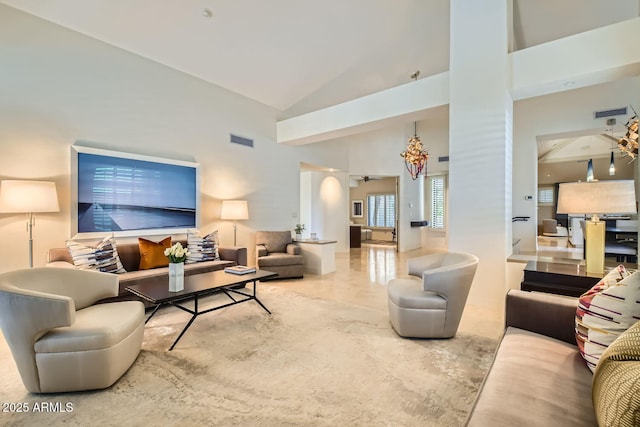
[47,240,247,304]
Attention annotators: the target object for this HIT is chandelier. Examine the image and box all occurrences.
[401,123,429,180]
[400,71,429,180]
[618,106,638,160]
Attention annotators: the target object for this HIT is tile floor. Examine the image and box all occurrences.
[266,245,505,341]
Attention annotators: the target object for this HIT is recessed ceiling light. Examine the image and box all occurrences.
[202,8,213,18]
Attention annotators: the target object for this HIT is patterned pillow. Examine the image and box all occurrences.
[575,266,639,372]
[138,237,171,270]
[66,234,126,274]
[592,320,640,427]
[186,230,220,264]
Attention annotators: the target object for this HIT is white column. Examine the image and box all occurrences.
[448,0,513,306]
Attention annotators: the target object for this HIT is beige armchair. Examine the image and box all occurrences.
[0,268,145,393]
[387,252,479,338]
[255,231,304,280]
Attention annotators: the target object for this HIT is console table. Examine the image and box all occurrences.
[521,260,633,297]
[297,239,337,275]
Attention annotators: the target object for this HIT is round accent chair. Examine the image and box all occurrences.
[387,252,479,339]
[0,267,144,393]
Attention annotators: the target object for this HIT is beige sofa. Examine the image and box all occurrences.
[47,241,247,303]
[0,268,144,393]
[466,290,596,426]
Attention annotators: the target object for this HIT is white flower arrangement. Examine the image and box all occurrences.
[164,242,190,263]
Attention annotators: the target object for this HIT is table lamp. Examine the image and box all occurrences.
[557,180,636,274]
[0,180,60,267]
[220,200,248,246]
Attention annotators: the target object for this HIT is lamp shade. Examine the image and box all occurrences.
[0,180,60,213]
[220,200,249,220]
[557,180,637,215]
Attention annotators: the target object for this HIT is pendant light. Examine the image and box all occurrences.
[400,71,429,180]
[586,159,594,182]
[609,151,616,176]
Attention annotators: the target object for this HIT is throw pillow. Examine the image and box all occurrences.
[592,320,640,427]
[66,234,126,274]
[186,230,220,264]
[138,236,171,270]
[575,266,639,372]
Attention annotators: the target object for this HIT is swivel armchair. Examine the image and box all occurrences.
[387,252,479,338]
[0,267,144,393]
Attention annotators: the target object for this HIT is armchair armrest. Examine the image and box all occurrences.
[256,245,268,257]
[218,246,248,266]
[0,279,75,393]
[3,268,118,310]
[286,243,301,255]
[506,289,578,345]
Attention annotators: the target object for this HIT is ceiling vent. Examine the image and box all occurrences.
[230,133,254,148]
[594,107,627,119]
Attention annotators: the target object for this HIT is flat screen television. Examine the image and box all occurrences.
[71,146,199,239]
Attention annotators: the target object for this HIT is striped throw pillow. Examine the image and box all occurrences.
[576,266,639,372]
[186,230,220,264]
[66,235,126,274]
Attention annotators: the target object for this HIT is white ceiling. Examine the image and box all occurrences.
[2,0,638,115]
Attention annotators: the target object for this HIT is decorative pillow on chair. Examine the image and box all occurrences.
[186,230,220,264]
[138,237,171,270]
[575,266,639,372]
[66,234,126,273]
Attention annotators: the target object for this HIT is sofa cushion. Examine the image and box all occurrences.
[66,235,126,274]
[186,230,220,263]
[592,320,640,427]
[576,266,638,372]
[387,278,446,310]
[138,237,171,270]
[256,231,291,254]
[257,253,303,267]
[34,301,144,353]
[467,327,596,426]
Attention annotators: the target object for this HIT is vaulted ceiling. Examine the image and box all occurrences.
[2,0,638,117]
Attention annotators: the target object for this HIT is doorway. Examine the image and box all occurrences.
[349,175,399,250]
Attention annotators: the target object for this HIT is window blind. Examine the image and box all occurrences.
[430,176,445,229]
[367,194,396,227]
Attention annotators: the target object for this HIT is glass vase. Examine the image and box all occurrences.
[169,262,184,292]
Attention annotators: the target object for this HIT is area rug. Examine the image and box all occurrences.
[0,286,497,426]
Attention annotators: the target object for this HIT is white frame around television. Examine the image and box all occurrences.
[70,145,200,240]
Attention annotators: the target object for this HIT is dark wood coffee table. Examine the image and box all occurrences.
[126,269,277,350]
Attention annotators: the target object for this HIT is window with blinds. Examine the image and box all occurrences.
[367,194,396,228]
[430,176,446,229]
[538,186,554,206]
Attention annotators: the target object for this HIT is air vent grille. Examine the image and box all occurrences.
[438,156,449,162]
[594,107,627,119]
[230,133,254,148]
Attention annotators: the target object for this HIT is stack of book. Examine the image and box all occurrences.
[224,265,256,275]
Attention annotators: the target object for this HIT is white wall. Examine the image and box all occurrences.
[345,122,439,252]
[512,77,640,252]
[0,6,348,271]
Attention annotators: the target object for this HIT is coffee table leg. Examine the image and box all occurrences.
[168,296,199,351]
[252,280,271,315]
[145,304,162,324]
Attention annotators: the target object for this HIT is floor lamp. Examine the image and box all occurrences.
[557,180,636,274]
[220,200,248,246]
[0,180,60,268]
